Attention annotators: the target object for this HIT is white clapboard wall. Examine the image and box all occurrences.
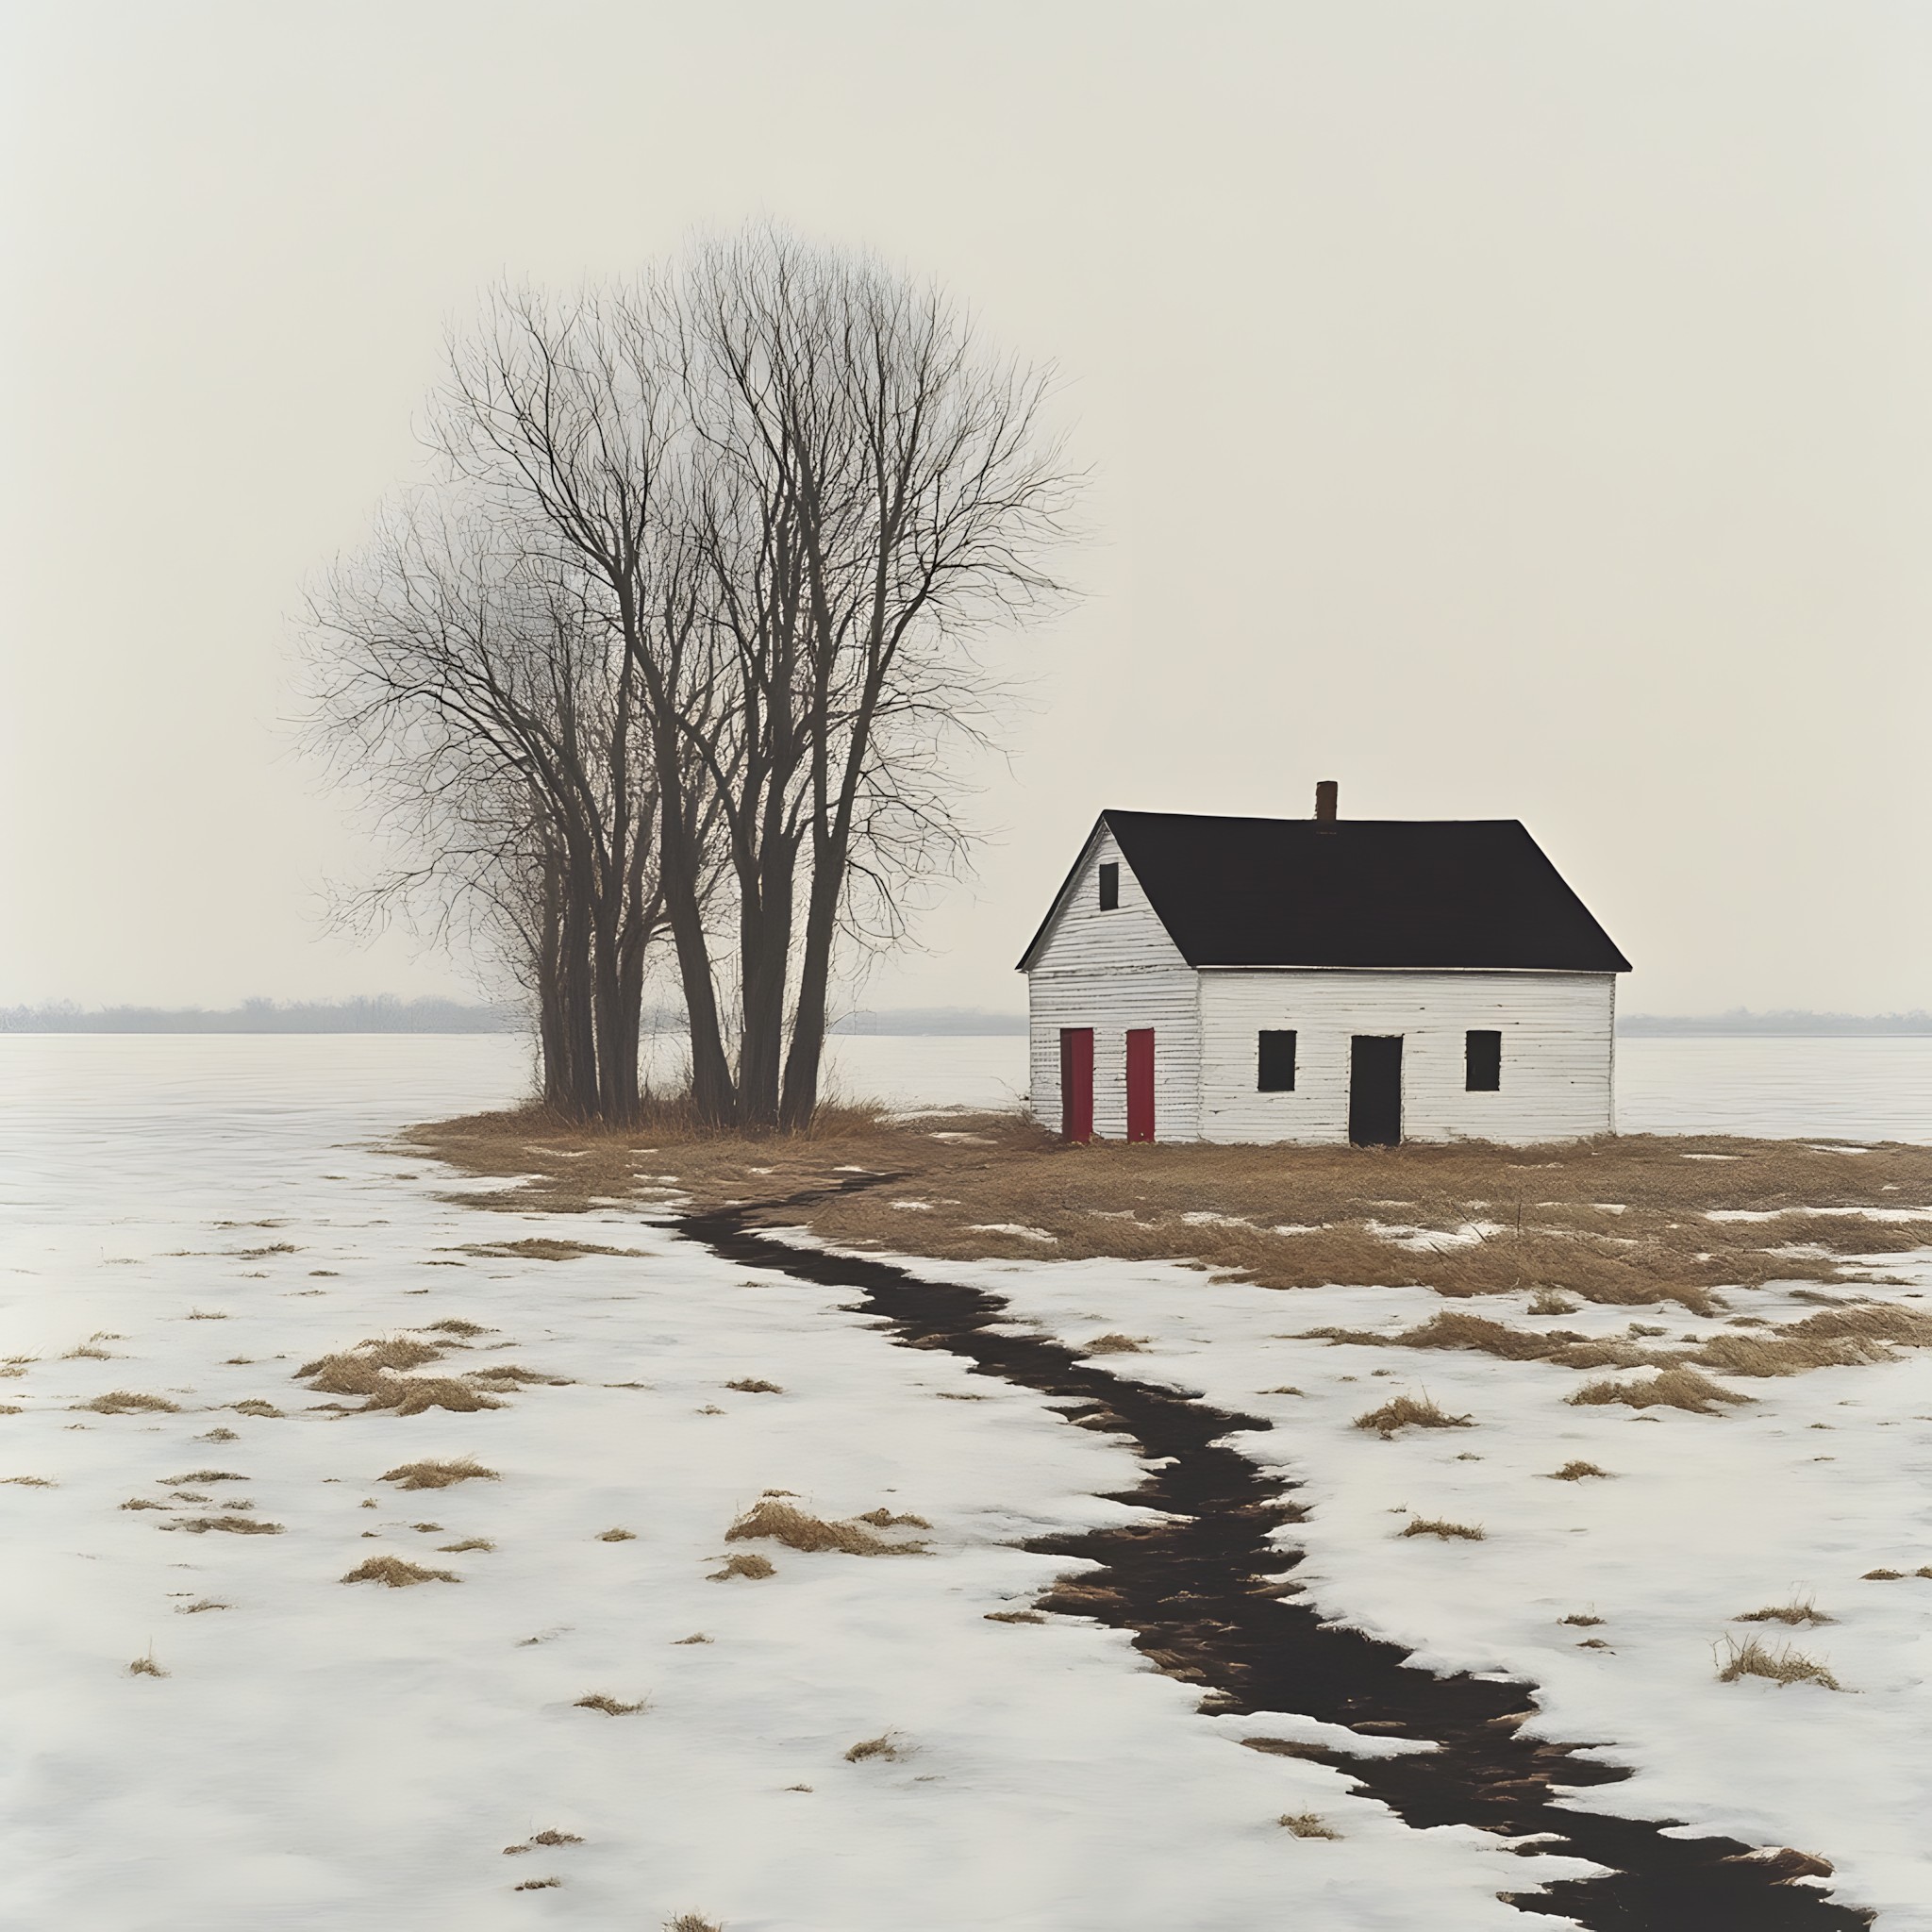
[1197,968,1615,1143]
[1025,825,1618,1144]
[1025,826,1203,1141]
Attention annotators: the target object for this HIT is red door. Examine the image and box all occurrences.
[1059,1027,1094,1142]
[1125,1028,1156,1142]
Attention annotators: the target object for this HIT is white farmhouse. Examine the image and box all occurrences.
[1018,786,1631,1146]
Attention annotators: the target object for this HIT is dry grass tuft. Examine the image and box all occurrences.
[1567,1368,1752,1414]
[1278,1812,1341,1840]
[1084,1333,1150,1354]
[3,1474,55,1487]
[1400,1518,1486,1541]
[463,1236,645,1262]
[128,1653,167,1678]
[185,1309,228,1320]
[1717,1635,1840,1690]
[176,1599,229,1613]
[164,1469,245,1484]
[529,1829,583,1846]
[389,1377,506,1415]
[425,1318,492,1336]
[596,1527,637,1541]
[381,1457,499,1491]
[513,1877,561,1890]
[708,1553,774,1581]
[196,1426,241,1442]
[1528,1289,1579,1314]
[341,1555,459,1586]
[725,1498,925,1556]
[120,1497,168,1510]
[663,1916,724,1932]
[1861,1568,1906,1581]
[1721,1847,1837,1885]
[1737,1599,1835,1626]
[1559,1612,1605,1626]
[63,1344,115,1360]
[673,1633,712,1644]
[1353,1392,1474,1438]
[574,1693,646,1716]
[985,1609,1046,1624]
[843,1732,902,1762]
[1546,1460,1612,1481]
[724,1377,783,1393]
[437,1538,494,1553]
[853,1507,932,1528]
[74,1391,180,1415]
[229,1400,284,1419]
[169,1514,284,1535]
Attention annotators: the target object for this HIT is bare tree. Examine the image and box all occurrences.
[676,230,1079,1127]
[299,498,670,1122]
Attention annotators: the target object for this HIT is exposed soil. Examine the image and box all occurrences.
[679,1190,1876,1931]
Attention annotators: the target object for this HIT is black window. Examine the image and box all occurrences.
[1465,1029,1502,1091]
[1257,1029,1297,1091]
[1097,861,1120,910]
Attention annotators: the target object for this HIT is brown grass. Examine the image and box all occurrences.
[708,1553,775,1581]
[663,1916,724,1932]
[341,1556,459,1586]
[381,1457,499,1491]
[1084,1333,1150,1354]
[724,1499,926,1555]
[1400,1518,1486,1541]
[426,1318,492,1336]
[985,1609,1046,1624]
[438,1538,495,1552]
[513,1877,561,1890]
[574,1693,646,1715]
[597,1527,637,1541]
[1736,1599,1835,1626]
[409,1108,1932,1317]
[63,1344,115,1360]
[169,1515,284,1535]
[1559,1613,1605,1626]
[1568,1368,1752,1414]
[176,1599,229,1613]
[1861,1568,1906,1581]
[1547,1460,1613,1480]
[1717,1636,1840,1690]
[673,1633,712,1644]
[1278,1812,1341,1840]
[462,1237,646,1262]
[128,1654,167,1678]
[3,1474,55,1487]
[73,1391,180,1415]
[843,1732,902,1762]
[163,1469,246,1484]
[1721,1848,1836,1885]
[724,1377,783,1393]
[120,1497,168,1510]
[196,1426,241,1442]
[229,1400,284,1418]
[1353,1393,1474,1437]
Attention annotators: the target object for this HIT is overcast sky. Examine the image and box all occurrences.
[4,1,1927,1017]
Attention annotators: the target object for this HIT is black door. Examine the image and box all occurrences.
[1349,1036,1403,1147]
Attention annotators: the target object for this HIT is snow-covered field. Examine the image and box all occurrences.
[0,1041,1536,1930]
[4,1035,1930,1929]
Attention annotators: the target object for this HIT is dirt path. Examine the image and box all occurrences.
[679,1192,1876,1932]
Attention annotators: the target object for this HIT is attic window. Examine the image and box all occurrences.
[1097,862,1120,910]
[1465,1029,1502,1091]
[1257,1030,1297,1091]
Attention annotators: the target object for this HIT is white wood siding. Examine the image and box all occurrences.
[1024,827,1202,1139]
[1197,969,1616,1145]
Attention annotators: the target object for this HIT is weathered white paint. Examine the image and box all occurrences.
[1196,968,1616,1144]
[1024,826,1620,1145]
[1024,827,1203,1141]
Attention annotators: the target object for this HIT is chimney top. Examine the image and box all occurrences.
[1314,779,1339,824]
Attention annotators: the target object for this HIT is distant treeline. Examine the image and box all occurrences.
[1,997,522,1035]
[1620,1009,1932,1037]
[1,998,1030,1037]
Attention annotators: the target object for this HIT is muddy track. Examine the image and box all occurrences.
[679,1196,1873,1931]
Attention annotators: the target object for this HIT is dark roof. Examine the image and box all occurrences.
[1019,810,1630,974]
